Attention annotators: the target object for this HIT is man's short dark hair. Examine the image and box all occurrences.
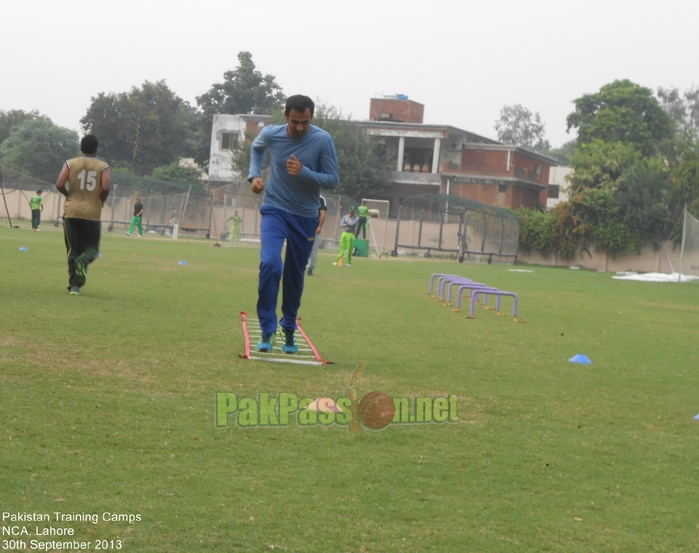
[285,95,314,117]
[81,135,99,155]
[36,189,42,194]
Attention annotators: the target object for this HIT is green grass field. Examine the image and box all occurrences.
[2,221,699,552]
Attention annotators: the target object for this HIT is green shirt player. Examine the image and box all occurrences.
[127,198,144,237]
[55,135,110,295]
[29,190,43,230]
[226,210,242,242]
[355,204,369,239]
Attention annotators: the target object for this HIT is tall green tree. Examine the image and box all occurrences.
[566,79,672,157]
[616,159,673,248]
[494,104,551,152]
[545,139,576,166]
[195,52,285,167]
[312,104,392,200]
[81,80,199,175]
[654,86,699,218]
[669,144,699,215]
[0,109,50,146]
[566,139,640,194]
[0,119,78,183]
[151,161,205,187]
[657,85,699,145]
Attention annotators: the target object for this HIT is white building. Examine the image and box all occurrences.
[208,114,272,183]
[547,166,572,210]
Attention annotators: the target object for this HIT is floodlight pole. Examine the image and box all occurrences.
[179,186,192,229]
[55,192,62,226]
[0,166,14,228]
[678,205,687,284]
[110,183,118,231]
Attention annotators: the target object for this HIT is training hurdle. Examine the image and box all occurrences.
[467,289,520,321]
[429,274,495,307]
[428,273,524,322]
[452,284,501,312]
[429,273,460,296]
[444,278,486,305]
[436,275,472,302]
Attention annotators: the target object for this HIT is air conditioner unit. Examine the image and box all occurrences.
[449,141,462,151]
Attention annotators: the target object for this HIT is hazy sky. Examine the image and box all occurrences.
[1,0,697,148]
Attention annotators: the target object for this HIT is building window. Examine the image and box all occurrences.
[498,184,507,193]
[220,133,238,150]
[403,148,433,172]
[548,185,560,199]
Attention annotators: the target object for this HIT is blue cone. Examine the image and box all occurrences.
[19,247,27,251]
[569,354,592,364]
[694,414,699,420]
[178,260,187,265]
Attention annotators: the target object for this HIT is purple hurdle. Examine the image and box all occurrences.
[453,284,500,312]
[467,289,520,321]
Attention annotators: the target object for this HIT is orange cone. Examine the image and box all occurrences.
[338,258,344,267]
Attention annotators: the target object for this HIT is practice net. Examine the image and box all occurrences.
[679,208,699,279]
[393,193,520,263]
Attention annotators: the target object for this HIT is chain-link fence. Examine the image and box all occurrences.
[2,166,518,263]
[0,166,64,227]
[0,165,214,236]
[209,178,360,248]
[679,208,699,278]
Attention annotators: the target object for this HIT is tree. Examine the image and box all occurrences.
[494,104,551,152]
[566,79,672,157]
[545,139,576,166]
[566,139,640,194]
[657,85,699,145]
[81,80,198,175]
[0,109,50,146]
[312,104,392,200]
[616,159,673,248]
[518,187,634,259]
[669,144,699,216]
[0,118,78,183]
[151,161,205,187]
[195,52,285,168]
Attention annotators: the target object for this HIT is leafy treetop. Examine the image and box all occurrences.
[566,79,672,157]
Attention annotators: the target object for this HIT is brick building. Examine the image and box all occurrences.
[355,96,557,216]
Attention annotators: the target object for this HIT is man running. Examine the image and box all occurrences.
[248,95,340,353]
[55,135,110,295]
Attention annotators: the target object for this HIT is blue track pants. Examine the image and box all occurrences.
[257,205,317,335]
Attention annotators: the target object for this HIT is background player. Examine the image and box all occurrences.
[306,195,327,276]
[334,207,359,267]
[29,190,43,231]
[127,197,144,237]
[355,203,369,239]
[226,210,242,242]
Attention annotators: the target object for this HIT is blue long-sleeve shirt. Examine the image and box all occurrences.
[247,124,340,218]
